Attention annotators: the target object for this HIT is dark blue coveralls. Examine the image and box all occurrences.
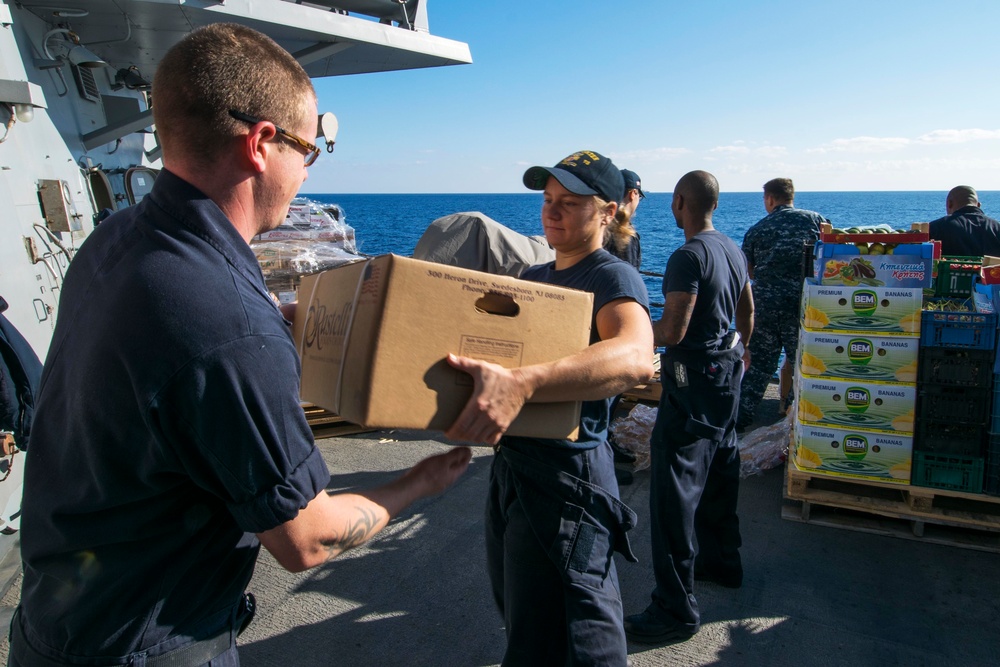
[485,249,649,666]
[643,230,748,633]
[11,170,328,666]
[649,342,744,631]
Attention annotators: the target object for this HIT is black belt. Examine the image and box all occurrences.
[10,608,235,667]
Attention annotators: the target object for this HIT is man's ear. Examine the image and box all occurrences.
[243,122,278,174]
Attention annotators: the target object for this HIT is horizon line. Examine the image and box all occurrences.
[301,189,1000,196]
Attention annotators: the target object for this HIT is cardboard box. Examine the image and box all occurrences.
[798,330,919,384]
[797,377,916,434]
[793,422,912,484]
[813,242,934,288]
[980,256,1000,285]
[292,254,593,439]
[800,281,923,335]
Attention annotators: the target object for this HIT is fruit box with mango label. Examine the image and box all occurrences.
[797,377,916,434]
[813,241,934,288]
[800,281,923,335]
[798,330,919,384]
[793,422,912,484]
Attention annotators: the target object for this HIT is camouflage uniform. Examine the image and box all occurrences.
[737,205,827,428]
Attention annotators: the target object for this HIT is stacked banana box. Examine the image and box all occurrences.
[792,225,933,484]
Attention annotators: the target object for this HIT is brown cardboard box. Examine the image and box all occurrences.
[292,254,593,439]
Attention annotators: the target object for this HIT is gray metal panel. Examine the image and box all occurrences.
[19,0,471,79]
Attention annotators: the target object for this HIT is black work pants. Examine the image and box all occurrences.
[646,345,743,629]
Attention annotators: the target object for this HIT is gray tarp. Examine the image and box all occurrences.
[413,212,555,277]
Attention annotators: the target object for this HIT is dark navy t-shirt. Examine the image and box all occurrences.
[20,170,330,659]
[929,205,1000,257]
[505,249,649,451]
[663,230,748,351]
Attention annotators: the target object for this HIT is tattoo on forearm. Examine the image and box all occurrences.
[321,506,380,559]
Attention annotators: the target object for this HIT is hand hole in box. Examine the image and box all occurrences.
[475,292,520,318]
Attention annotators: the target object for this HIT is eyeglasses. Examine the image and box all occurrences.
[228,109,321,167]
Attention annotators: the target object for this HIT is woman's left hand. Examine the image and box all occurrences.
[443,354,530,445]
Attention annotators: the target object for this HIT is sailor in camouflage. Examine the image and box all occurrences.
[737,178,828,429]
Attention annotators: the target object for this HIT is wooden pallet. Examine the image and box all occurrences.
[783,462,1000,552]
[302,405,374,439]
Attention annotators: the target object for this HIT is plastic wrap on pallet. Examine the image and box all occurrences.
[609,404,789,478]
[252,241,364,301]
[610,404,655,471]
[256,198,357,252]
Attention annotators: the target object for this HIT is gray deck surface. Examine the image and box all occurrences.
[1,389,998,666]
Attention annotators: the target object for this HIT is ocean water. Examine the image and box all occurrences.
[303,190,998,318]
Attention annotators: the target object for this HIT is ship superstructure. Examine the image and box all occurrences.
[0,0,471,356]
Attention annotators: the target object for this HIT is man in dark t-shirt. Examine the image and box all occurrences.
[929,185,1000,256]
[625,170,754,645]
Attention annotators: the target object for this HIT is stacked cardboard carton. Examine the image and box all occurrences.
[792,228,933,484]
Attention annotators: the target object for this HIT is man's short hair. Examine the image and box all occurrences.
[152,23,315,167]
[947,185,979,208]
[676,170,719,215]
[763,178,794,202]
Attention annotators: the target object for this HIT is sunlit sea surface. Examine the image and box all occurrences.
[303,190,999,320]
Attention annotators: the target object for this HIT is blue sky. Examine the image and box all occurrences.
[308,0,1000,194]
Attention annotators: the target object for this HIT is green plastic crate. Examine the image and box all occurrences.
[912,451,985,493]
[933,256,982,298]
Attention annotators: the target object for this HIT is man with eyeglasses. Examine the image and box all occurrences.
[11,23,471,667]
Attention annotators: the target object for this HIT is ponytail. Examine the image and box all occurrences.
[605,206,637,254]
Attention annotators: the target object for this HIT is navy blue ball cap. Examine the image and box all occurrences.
[523,150,625,204]
[622,169,646,198]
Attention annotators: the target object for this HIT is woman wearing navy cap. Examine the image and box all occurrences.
[446,150,654,666]
[605,168,645,271]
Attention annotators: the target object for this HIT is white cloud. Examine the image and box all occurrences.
[916,129,1000,144]
[711,144,751,155]
[755,145,789,158]
[807,128,1000,155]
[611,147,692,162]
[808,136,911,154]
[709,141,786,158]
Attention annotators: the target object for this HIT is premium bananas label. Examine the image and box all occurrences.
[793,422,913,484]
[797,376,916,433]
[798,330,919,384]
[800,282,923,335]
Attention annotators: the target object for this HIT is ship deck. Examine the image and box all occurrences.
[1,387,998,666]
